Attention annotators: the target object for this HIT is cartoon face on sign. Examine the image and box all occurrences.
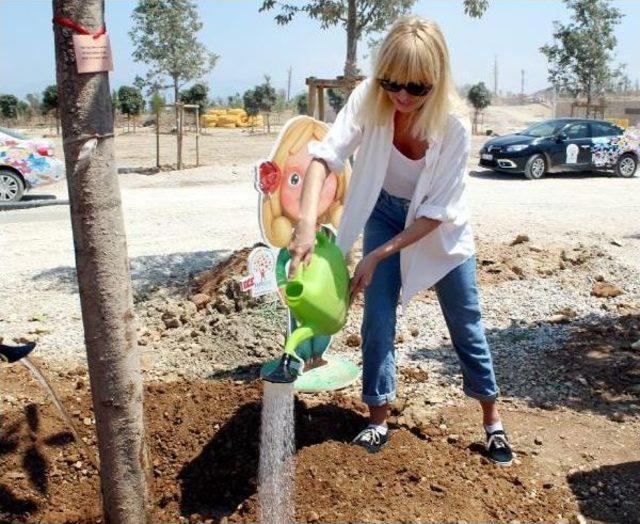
[256,116,351,248]
[279,147,338,221]
[565,143,579,164]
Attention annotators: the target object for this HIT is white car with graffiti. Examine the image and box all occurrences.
[0,126,65,202]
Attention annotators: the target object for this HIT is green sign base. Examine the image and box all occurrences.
[260,354,359,393]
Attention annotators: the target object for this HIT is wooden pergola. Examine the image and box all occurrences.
[306,75,366,121]
[570,100,606,119]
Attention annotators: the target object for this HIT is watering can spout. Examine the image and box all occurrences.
[284,325,315,355]
[262,325,315,384]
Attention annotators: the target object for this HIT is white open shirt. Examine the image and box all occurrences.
[308,78,475,310]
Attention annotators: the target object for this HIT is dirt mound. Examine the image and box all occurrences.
[475,238,605,286]
[0,364,585,523]
[137,245,288,379]
[190,246,255,299]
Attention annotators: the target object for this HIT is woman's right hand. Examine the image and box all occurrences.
[288,219,316,278]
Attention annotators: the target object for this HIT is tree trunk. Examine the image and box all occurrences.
[344,0,358,77]
[586,74,593,119]
[52,1,150,522]
[174,80,182,169]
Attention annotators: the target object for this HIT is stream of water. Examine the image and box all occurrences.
[19,357,98,467]
[258,382,296,524]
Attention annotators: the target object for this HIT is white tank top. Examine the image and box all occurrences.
[382,143,425,200]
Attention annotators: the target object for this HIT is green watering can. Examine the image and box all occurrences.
[262,230,350,384]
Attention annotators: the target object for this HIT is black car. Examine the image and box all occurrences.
[479,118,639,179]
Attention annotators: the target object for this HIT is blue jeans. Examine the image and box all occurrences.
[361,189,499,406]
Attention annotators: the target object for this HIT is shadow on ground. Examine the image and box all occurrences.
[568,461,640,523]
[21,194,58,202]
[30,249,230,296]
[178,399,366,520]
[0,403,76,517]
[406,312,640,419]
[468,168,615,181]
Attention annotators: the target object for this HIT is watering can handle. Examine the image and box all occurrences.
[275,230,334,288]
[275,247,291,289]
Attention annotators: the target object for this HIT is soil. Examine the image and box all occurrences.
[1,300,639,523]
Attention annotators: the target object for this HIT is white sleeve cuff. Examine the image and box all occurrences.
[307,140,345,173]
[415,202,457,223]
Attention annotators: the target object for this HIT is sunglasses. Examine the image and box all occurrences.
[379,78,433,97]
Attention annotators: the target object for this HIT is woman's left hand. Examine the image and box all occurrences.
[349,252,381,302]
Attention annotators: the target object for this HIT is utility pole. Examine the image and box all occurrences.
[493,55,498,97]
[286,66,292,102]
[521,69,525,103]
[52,1,150,522]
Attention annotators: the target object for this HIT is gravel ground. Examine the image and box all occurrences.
[1,124,639,411]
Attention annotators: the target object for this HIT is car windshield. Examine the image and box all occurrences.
[0,126,28,140]
[520,121,567,138]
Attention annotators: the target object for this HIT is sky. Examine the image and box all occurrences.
[0,0,638,102]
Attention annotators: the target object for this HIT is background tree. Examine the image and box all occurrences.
[260,0,489,77]
[26,93,42,117]
[42,84,58,112]
[243,89,261,117]
[467,81,492,134]
[255,76,278,132]
[243,77,278,132]
[227,92,243,108]
[540,0,625,118]
[17,100,30,120]
[52,0,149,521]
[111,89,120,120]
[130,0,218,167]
[294,92,308,115]
[0,94,20,120]
[327,87,345,113]
[118,85,145,132]
[180,82,209,113]
[150,91,166,114]
[243,88,261,132]
[42,84,60,134]
[273,88,288,113]
[129,0,218,104]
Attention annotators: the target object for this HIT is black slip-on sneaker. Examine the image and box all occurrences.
[351,426,389,453]
[486,429,514,466]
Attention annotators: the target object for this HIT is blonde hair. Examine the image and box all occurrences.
[259,116,351,247]
[358,16,464,141]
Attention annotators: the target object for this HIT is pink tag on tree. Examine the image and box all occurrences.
[73,33,114,73]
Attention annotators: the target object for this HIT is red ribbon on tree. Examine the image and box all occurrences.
[53,16,106,39]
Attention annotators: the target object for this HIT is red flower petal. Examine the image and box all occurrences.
[258,161,281,194]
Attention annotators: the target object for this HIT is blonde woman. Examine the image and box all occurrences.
[288,16,513,465]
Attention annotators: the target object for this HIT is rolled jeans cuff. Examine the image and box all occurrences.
[362,391,397,406]
[463,384,499,402]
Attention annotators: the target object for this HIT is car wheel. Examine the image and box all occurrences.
[524,154,546,180]
[614,153,638,178]
[0,169,25,202]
